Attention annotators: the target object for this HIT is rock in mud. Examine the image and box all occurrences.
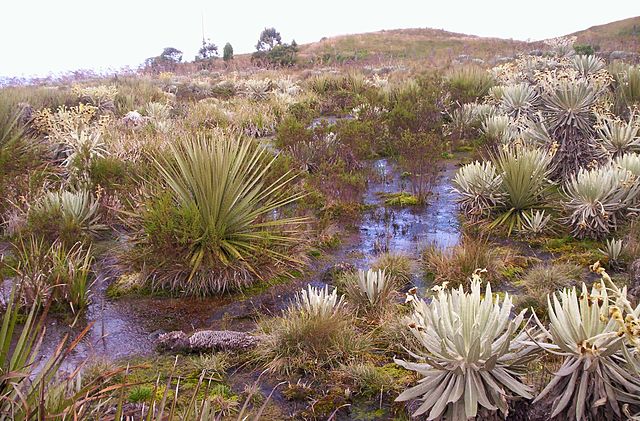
[157,330,260,353]
[156,331,190,352]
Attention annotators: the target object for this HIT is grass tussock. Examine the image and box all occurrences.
[422,236,507,288]
[515,262,582,320]
[370,252,413,286]
[11,236,94,313]
[255,286,371,374]
[343,269,397,319]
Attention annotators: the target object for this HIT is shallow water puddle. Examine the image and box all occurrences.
[33,157,460,368]
[348,158,460,267]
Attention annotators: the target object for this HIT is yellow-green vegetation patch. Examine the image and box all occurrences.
[380,191,419,206]
[539,236,603,266]
[500,264,526,282]
[107,354,240,411]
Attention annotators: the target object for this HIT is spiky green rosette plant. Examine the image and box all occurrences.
[452,160,504,222]
[532,266,640,420]
[499,83,538,118]
[344,269,395,317]
[130,133,306,295]
[453,145,555,234]
[563,164,639,239]
[595,113,640,157]
[542,80,601,180]
[395,276,539,420]
[490,145,554,234]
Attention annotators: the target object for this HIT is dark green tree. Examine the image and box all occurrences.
[223,42,234,61]
[252,28,297,67]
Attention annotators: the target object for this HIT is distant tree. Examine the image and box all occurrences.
[256,27,282,51]
[223,42,234,62]
[160,47,183,63]
[266,43,298,67]
[196,39,218,61]
[252,28,297,67]
[143,47,183,73]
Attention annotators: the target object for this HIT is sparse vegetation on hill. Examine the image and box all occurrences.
[571,16,640,53]
[298,27,540,66]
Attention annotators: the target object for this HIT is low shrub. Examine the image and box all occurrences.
[396,130,443,202]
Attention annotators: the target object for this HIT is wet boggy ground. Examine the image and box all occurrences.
[33,157,461,373]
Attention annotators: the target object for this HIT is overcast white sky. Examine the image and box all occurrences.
[1,1,639,78]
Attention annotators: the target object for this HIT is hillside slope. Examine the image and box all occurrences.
[297,28,539,65]
[294,16,640,66]
[571,16,640,51]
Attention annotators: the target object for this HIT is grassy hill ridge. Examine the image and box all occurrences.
[570,15,640,51]
[296,27,538,65]
[292,16,640,65]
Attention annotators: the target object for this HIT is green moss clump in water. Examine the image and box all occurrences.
[381,192,419,206]
[454,144,476,153]
[282,382,313,401]
[106,273,149,298]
